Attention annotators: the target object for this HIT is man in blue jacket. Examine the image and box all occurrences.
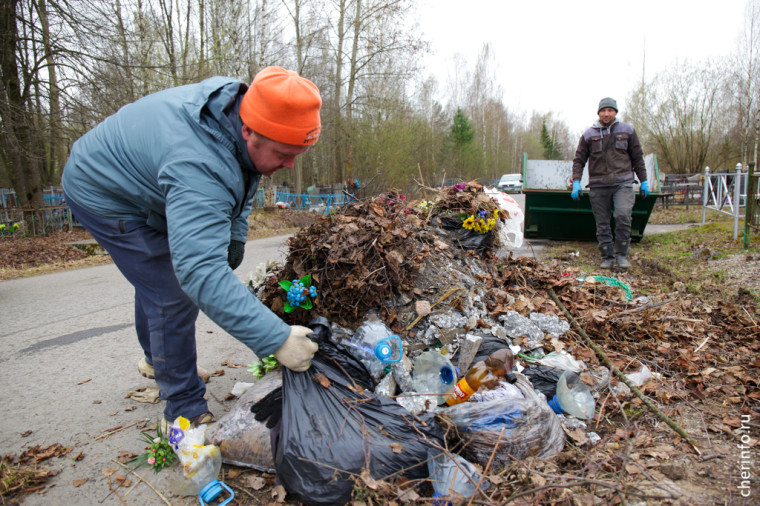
[570,97,649,271]
[62,67,320,428]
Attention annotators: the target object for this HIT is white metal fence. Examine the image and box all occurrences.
[701,164,754,240]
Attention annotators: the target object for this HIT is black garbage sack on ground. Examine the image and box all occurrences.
[254,316,445,506]
[431,213,494,254]
[205,369,281,472]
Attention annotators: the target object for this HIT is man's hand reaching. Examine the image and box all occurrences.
[273,325,318,372]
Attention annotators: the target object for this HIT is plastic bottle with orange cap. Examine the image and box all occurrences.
[444,349,516,406]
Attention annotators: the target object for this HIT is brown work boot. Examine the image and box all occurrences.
[138,357,211,383]
[159,411,216,435]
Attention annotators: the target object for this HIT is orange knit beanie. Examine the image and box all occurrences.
[239,67,322,146]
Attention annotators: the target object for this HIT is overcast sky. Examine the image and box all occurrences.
[417,0,749,136]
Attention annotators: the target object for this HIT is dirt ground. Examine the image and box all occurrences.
[1,203,758,505]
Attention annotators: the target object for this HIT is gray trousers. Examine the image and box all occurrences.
[588,184,635,257]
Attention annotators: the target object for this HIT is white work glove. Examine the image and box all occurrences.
[273,325,318,372]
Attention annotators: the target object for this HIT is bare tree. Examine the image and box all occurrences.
[627,60,728,173]
[0,0,45,230]
[733,0,760,169]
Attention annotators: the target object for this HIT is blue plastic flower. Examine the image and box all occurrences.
[309,286,317,297]
[168,426,184,448]
[279,274,315,313]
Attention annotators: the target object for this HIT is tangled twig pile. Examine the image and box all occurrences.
[257,184,513,328]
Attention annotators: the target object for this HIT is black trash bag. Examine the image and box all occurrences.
[251,318,376,429]
[522,365,563,399]
[431,213,494,253]
[275,316,445,506]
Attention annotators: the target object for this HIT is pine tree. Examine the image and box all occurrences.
[540,120,561,160]
[448,108,475,148]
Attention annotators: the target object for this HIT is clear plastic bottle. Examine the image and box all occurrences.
[548,370,595,419]
[444,349,515,406]
[427,450,489,499]
[411,350,457,405]
[176,445,235,505]
[345,319,402,379]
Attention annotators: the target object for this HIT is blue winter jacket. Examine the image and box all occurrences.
[62,77,290,357]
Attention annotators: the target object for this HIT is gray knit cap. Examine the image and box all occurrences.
[598,97,618,113]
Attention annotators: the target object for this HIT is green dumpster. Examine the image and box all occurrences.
[522,153,661,243]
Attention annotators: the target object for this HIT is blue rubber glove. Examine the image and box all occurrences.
[571,181,582,200]
[640,180,650,197]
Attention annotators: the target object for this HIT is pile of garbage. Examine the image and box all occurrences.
[208,183,615,504]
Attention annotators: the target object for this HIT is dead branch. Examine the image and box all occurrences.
[548,288,702,454]
[109,459,172,506]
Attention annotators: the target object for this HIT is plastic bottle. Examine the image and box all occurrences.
[172,445,235,506]
[345,319,402,379]
[444,349,515,406]
[427,450,489,500]
[411,350,457,405]
[548,370,595,419]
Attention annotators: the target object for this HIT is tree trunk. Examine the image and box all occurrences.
[0,0,44,233]
[36,0,66,180]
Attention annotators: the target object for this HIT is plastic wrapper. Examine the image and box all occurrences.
[484,186,524,249]
[167,418,218,478]
[530,351,586,373]
[470,380,523,403]
[275,317,444,506]
[205,369,281,472]
[438,373,564,466]
[625,364,653,387]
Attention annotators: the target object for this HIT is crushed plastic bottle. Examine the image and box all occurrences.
[548,370,595,419]
[427,450,489,500]
[186,447,235,506]
[168,417,234,505]
[412,350,457,405]
[344,319,402,379]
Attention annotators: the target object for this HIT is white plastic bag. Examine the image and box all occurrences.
[167,416,218,478]
[531,351,586,373]
[484,186,523,248]
[625,364,653,387]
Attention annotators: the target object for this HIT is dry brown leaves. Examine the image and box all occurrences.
[259,188,499,328]
[1,445,73,501]
[0,230,92,270]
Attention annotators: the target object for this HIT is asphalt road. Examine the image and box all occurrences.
[0,234,292,505]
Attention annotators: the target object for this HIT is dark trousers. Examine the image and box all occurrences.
[65,195,207,421]
[588,184,635,257]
